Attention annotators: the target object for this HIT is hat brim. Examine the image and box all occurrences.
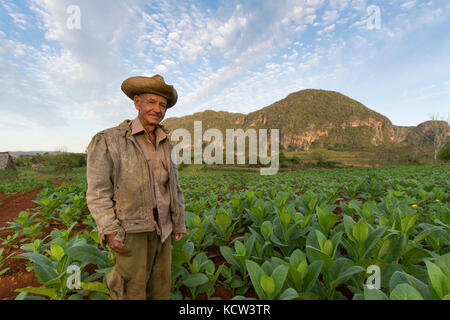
[121,76,178,108]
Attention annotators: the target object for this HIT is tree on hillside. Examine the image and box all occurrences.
[311,149,332,163]
[425,113,449,166]
[439,144,450,162]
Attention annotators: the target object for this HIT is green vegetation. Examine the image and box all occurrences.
[0,179,52,195]
[0,170,19,180]
[12,152,86,175]
[439,144,450,161]
[0,165,448,300]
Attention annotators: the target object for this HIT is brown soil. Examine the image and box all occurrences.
[335,283,354,300]
[0,180,76,300]
[0,189,42,228]
[0,272,40,300]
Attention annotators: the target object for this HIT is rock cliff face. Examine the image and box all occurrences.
[162,89,446,151]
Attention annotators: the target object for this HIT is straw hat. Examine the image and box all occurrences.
[121,74,178,108]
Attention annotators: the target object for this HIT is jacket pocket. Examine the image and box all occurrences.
[115,178,146,220]
[106,269,125,300]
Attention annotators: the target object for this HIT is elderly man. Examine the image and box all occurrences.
[86,74,187,300]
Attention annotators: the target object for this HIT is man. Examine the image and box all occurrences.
[86,74,187,300]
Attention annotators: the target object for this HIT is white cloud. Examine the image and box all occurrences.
[317,23,336,35]
[154,64,169,74]
[0,0,32,29]
[1,0,449,152]
[401,1,417,9]
[9,12,31,30]
[322,10,340,24]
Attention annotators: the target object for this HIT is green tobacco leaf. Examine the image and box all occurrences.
[66,244,108,268]
[296,260,308,280]
[317,205,338,236]
[216,210,232,233]
[15,287,58,300]
[235,241,246,256]
[323,240,333,257]
[261,221,274,241]
[363,285,389,300]
[305,245,334,271]
[362,227,387,259]
[385,234,407,263]
[17,252,57,283]
[220,246,241,270]
[278,288,299,300]
[244,235,256,258]
[182,273,209,287]
[390,283,424,300]
[425,260,447,299]
[290,249,305,268]
[308,195,319,212]
[401,214,418,235]
[353,219,369,245]
[315,230,327,252]
[88,292,109,300]
[49,243,64,262]
[80,281,110,294]
[271,264,289,297]
[280,211,291,227]
[343,215,356,242]
[341,237,358,260]
[303,260,323,292]
[246,260,267,300]
[260,275,275,297]
[297,292,321,300]
[388,271,431,300]
[435,253,450,278]
[402,225,443,257]
[330,258,365,289]
[330,232,343,258]
[172,248,191,267]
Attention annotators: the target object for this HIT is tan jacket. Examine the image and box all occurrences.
[86,119,187,247]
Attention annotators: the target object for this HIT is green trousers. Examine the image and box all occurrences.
[106,231,172,300]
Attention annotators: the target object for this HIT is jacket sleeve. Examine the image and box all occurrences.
[86,132,125,248]
[169,146,188,234]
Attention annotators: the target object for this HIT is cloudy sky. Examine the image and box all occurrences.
[0,0,449,153]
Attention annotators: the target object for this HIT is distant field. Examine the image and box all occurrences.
[10,166,87,182]
[285,148,437,167]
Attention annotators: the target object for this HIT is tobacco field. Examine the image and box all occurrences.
[0,165,449,300]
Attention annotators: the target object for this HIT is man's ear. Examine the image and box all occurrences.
[133,95,140,110]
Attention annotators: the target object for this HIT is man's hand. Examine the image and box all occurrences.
[172,233,183,241]
[106,234,124,252]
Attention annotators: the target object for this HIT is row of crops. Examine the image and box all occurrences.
[0,179,54,195]
[0,165,449,300]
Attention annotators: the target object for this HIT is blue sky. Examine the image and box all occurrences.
[0,0,449,153]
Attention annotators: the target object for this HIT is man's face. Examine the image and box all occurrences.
[134,93,167,127]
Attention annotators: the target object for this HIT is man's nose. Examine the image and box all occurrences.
[153,104,162,113]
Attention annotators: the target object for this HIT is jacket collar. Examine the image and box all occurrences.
[116,118,170,137]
